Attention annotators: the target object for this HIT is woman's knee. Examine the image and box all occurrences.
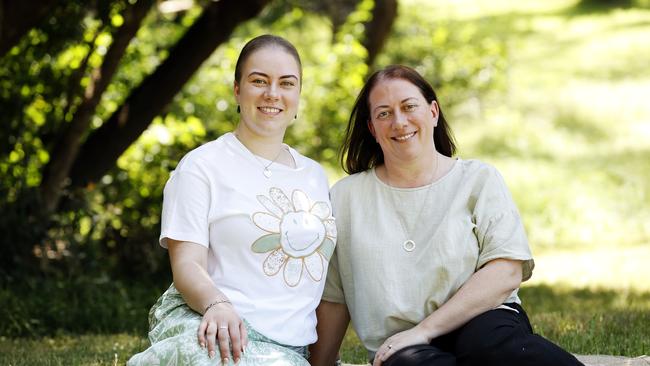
[454,308,521,357]
[383,344,456,366]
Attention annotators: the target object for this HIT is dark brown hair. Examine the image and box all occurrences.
[341,65,456,174]
[234,34,302,84]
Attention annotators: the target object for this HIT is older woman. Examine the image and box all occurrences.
[128,34,336,366]
[309,65,583,366]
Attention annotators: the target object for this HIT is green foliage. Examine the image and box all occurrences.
[375,2,508,109]
[1,0,509,283]
[0,1,204,279]
[1,0,378,281]
[0,276,165,337]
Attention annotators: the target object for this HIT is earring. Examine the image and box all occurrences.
[237,105,240,113]
[294,114,297,119]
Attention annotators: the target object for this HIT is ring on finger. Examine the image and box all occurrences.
[218,325,229,329]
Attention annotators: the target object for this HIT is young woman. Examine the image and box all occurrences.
[128,34,336,366]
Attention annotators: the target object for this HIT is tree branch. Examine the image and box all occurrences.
[68,0,270,188]
[363,0,397,66]
[40,0,154,213]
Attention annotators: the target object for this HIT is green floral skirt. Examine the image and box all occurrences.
[127,284,309,366]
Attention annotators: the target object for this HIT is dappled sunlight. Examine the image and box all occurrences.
[526,246,650,291]
[427,0,650,263]
[402,0,576,20]
[487,158,650,253]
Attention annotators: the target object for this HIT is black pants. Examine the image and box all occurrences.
[383,303,584,366]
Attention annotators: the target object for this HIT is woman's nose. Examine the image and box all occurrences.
[264,84,279,100]
[392,111,408,129]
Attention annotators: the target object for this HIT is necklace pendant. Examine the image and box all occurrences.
[263,168,272,178]
[403,240,416,252]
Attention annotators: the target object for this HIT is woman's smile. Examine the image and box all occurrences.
[258,106,283,115]
[393,131,417,142]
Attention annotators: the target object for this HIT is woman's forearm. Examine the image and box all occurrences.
[168,239,229,314]
[416,258,523,341]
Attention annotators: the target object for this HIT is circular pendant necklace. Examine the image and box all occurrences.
[385,153,439,252]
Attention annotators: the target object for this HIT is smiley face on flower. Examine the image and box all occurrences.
[251,187,337,287]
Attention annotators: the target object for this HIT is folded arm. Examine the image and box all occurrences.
[374,258,523,366]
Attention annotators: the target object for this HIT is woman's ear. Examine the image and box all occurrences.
[430,101,439,127]
[233,81,240,104]
[367,119,377,140]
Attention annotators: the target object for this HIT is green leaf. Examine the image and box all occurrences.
[318,238,335,261]
[251,234,281,253]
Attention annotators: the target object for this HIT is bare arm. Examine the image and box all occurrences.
[168,239,248,364]
[309,301,351,366]
[374,258,523,365]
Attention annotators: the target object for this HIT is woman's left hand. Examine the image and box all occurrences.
[372,326,430,366]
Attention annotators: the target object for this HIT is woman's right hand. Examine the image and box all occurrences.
[198,301,248,364]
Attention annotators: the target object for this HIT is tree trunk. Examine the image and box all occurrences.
[363,0,397,66]
[0,0,59,57]
[68,0,270,188]
[40,0,154,214]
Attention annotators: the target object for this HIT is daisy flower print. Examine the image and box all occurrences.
[251,187,337,287]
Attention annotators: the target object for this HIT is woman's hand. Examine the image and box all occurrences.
[372,326,430,366]
[197,302,248,364]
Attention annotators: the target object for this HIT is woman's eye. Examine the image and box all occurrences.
[376,111,390,119]
[405,104,418,111]
[281,81,295,87]
[252,79,266,85]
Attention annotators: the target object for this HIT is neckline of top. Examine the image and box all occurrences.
[371,157,461,192]
[225,132,302,171]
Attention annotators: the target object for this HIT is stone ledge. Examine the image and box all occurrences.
[341,354,650,366]
[574,355,650,366]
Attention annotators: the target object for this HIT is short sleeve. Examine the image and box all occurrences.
[321,249,346,304]
[159,169,211,248]
[473,168,535,281]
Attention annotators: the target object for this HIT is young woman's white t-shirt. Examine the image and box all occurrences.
[160,132,336,346]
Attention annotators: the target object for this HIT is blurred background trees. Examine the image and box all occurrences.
[2,0,487,282]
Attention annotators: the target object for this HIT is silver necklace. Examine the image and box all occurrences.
[385,154,439,252]
[252,147,286,179]
[234,132,286,179]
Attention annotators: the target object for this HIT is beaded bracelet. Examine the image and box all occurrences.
[204,299,231,313]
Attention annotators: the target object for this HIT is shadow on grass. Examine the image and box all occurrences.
[566,0,642,16]
[521,284,650,355]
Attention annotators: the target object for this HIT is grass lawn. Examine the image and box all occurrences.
[0,334,147,366]
[1,283,648,365]
[338,287,650,363]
